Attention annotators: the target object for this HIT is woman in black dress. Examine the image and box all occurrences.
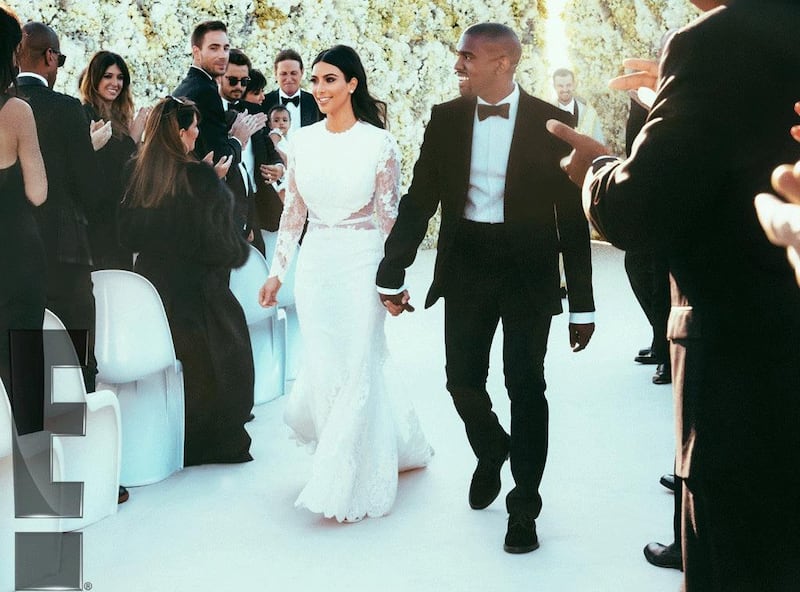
[80,51,149,270]
[0,7,47,423]
[120,96,253,466]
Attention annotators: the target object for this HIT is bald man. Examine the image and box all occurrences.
[377,22,595,553]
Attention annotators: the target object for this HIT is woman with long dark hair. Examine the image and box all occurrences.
[80,51,149,269]
[120,96,253,466]
[0,6,47,399]
[259,45,432,522]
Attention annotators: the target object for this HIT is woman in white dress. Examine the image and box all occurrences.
[258,45,432,522]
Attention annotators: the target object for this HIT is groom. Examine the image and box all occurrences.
[377,23,595,553]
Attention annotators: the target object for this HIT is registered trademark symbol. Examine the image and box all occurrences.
[84,582,93,591]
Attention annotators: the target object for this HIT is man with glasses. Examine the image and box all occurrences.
[173,21,265,172]
[218,49,284,255]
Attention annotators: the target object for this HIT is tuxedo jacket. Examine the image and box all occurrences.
[263,89,321,127]
[173,67,242,165]
[378,89,594,315]
[15,76,100,266]
[585,0,800,478]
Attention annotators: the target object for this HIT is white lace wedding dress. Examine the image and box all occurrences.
[269,120,433,522]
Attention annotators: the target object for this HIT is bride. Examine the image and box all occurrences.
[258,45,432,522]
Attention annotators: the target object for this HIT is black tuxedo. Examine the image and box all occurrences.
[173,67,242,165]
[263,89,321,127]
[378,89,594,517]
[15,74,100,391]
[584,1,800,588]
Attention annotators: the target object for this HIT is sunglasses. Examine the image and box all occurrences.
[47,48,66,67]
[225,76,250,87]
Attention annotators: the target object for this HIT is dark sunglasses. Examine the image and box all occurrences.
[225,76,250,87]
[47,48,66,67]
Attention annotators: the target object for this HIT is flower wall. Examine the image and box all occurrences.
[14,0,699,244]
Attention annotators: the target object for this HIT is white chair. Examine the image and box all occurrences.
[92,270,185,486]
[229,245,286,404]
[41,309,121,531]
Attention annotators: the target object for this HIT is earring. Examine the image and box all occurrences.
[349,89,354,94]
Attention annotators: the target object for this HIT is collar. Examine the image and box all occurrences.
[190,65,214,81]
[476,82,520,109]
[557,98,576,112]
[279,90,301,100]
[16,72,49,87]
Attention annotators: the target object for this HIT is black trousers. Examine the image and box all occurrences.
[624,250,670,362]
[443,220,552,517]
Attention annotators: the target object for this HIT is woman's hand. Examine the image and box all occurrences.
[203,152,232,179]
[130,106,151,144]
[90,119,112,151]
[259,276,282,308]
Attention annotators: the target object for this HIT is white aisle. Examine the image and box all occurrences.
[80,242,682,592]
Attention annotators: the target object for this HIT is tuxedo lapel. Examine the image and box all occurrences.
[452,98,476,214]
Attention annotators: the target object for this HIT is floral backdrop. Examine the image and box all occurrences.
[14,0,697,245]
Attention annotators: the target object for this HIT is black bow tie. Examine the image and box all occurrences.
[281,95,300,107]
[477,103,510,121]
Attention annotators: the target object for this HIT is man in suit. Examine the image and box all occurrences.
[377,23,595,554]
[263,49,322,133]
[15,22,99,393]
[218,49,285,255]
[173,21,264,169]
[549,1,800,588]
[552,68,605,145]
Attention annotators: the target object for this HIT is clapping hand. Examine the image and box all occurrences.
[90,119,112,151]
[130,106,152,144]
[202,151,232,179]
[259,276,282,308]
[380,290,414,316]
[230,112,268,147]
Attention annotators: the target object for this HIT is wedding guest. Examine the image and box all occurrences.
[16,22,101,393]
[243,68,267,106]
[549,0,800,588]
[263,49,321,133]
[377,23,595,553]
[258,45,432,522]
[0,6,47,430]
[79,51,149,270]
[552,68,605,145]
[120,96,253,466]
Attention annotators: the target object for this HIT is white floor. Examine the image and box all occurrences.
[81,243,683,592]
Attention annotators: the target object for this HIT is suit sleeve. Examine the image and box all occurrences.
[191,85,242,166]
[64,98,102,219]
[377,106,444,289]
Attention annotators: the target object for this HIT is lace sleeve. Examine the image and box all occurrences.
[269,148,307,281]
[373,133,401,239]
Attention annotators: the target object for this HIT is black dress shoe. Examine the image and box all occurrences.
[643,541,682,570]
[652,363,671,384]
[638,347,652,356]
[118,486,129,504]
[659,473,676,492]
[504,513,539,554]
[634,351,659,364]
[469,453,508,510]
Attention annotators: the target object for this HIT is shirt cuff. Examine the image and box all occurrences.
[229,136,243,147]
[377,284,406,296]
[590,155,618,173]
[568,311,595,324]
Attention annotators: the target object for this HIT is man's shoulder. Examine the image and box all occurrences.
[263,89,280,107]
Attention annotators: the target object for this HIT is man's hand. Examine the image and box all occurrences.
[380,290,414,316]
[546,120,610,187]
[569,322,595,352]
[608,58,659,93]
[90,119,112,151]
[203,151,232,179]
[230,112,268,147]
[261,163,284,183]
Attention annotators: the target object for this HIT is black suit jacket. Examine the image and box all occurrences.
[378,89,594,315]
[173,67,242,165]
[263,89,321,127]
[585,0,800,478]
[15,75,100,266]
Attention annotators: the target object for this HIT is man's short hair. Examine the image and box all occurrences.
[228,48,251,70]
[191,20,227,49]
[462,23,521,66]
[553,68,575,81]
[274,48,303,71]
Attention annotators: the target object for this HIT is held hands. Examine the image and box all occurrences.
[380,290,414,316]
[569,322,595,352]
[230,112,268,147]
[259,276,282,308]
[202,151,232,179]
[90,119,112,151]
[546,120,610,187]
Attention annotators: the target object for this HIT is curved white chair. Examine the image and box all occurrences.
[229,245,285,404]
[42,309,121,531]
[92,270,184,486]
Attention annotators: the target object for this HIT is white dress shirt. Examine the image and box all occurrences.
[222,97,256,193]
[279,91,302,133]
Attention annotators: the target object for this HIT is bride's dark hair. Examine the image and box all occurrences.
[312,45,387,130]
